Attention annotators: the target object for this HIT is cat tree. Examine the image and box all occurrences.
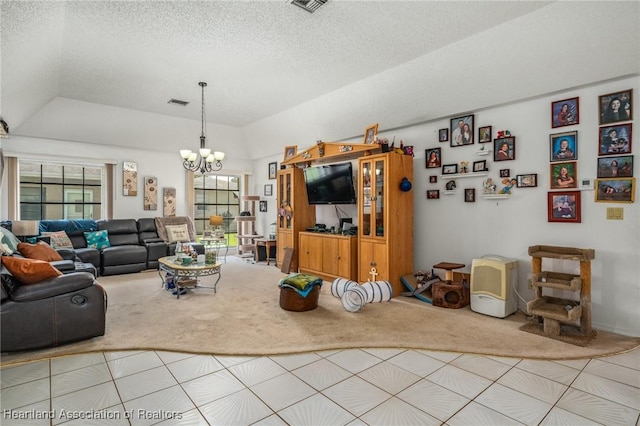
[235,195,262,258]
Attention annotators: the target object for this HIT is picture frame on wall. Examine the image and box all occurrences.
[429,175,437,183]
[442,163,458,175]
[259,200,268,212]
[595,177,635,203]
[499,169,510,178]
[123,161,138,196]
[550,131,578,162]
[426,190,440,199]
[550,161,578,189]
[599,89,633,125]
[425,147,441,168]
[551,97,579,128]
[450,114,474,147]
[494,137,515,161]
[268,162,277,180]
[363,123,378,144]
[548,191,581,223]
[472,160,487,172]
[143,176,158,210]
[478,126,492,143]
[464,188,475,203]
[438,128,449,142]
[599,123,632,156]
[283,145,297,161]
[264,184,273,196]
[597,155,633,178]
[516,174,538,188]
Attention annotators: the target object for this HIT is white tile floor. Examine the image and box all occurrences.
[1,346,639,425]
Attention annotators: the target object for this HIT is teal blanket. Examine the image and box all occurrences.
[278,273,323,298]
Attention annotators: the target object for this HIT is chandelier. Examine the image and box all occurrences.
[180,82,225,173]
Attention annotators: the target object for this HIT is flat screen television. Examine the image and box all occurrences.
[303,163,357,205]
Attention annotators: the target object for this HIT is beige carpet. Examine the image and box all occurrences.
[2,258,639,366]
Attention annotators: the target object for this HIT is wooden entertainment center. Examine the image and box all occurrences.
[276,141,414,296]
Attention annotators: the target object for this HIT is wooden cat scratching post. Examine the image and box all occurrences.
[523,245,596,346]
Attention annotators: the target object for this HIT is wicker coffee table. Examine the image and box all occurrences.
[158,256,222,299]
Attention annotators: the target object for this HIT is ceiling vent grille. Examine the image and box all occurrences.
[291,0,328,13]
[168,98,189,107]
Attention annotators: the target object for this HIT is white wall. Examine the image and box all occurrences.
[0,136,254,220]
[262,76,638,336]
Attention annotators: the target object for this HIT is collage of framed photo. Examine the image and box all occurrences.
[597,155,633,178]
[425,147,441,168]
[599,89,632,125]
[478,126,492,143]
[550,162,577,189]
[426,190,440,199]
[548,191,581,223]
[595,88,634,204]
[442,164,458,175]
[516,174,537,188]
[464,188,475,203]
[550,131,577,162]
[450,114,474,147]
[598,124,632,156]
[438,128,448,142]
[494,137,515,161]
[472,160,487,172]
[595,178,635,203]
[551,97,579,128]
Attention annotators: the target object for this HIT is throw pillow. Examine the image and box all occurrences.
[0,227,21,255]
[18,241,63,262]
[84,230,111,249]
[1,256,62,285]
[42,230,74,249]
[165,224,190,243]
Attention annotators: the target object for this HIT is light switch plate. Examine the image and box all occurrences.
[607,207,624,220]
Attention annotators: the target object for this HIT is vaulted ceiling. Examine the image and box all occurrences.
[2,1,639,160]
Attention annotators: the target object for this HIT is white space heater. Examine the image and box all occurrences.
[470,255,518,318]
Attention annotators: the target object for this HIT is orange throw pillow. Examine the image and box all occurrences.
[18,241,63,262]
[1,256,62,284]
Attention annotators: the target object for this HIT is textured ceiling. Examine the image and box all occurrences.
[1,1,639,159]
[2,1,550,127]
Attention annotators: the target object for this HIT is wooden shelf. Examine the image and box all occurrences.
[441,172,488,179]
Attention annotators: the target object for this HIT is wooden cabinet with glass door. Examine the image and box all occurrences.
[276,167,315,271]
[358,152,414,296]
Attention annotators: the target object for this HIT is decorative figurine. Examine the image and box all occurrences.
[483,178,497,194]
[499,178,517,194]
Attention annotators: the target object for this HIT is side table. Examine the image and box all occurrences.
[255,238,277,265]
[201,237,228,263]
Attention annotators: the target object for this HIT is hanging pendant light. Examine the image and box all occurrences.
[180,82,225,173]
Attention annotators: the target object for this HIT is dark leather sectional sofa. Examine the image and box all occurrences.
[39,217,204,276]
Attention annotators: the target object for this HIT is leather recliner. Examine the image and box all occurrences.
[97,219,147,276]
[0,270,107,352]
[137,218,168,269]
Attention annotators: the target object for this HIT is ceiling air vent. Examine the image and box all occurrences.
[291,0,328,13]
[168,98,189,107]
